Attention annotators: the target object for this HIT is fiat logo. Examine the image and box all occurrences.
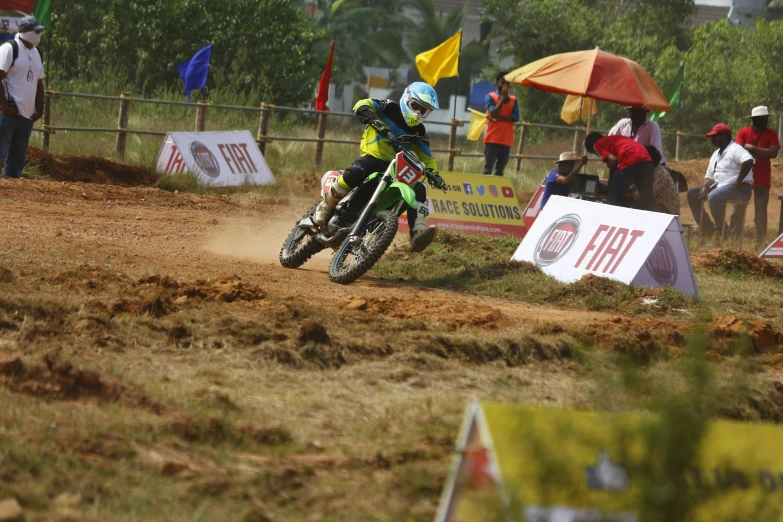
[534,214,581,266]
[646,237,678,286]
[190,141,220,179]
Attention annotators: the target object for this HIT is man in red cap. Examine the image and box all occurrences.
[687,124,755,238]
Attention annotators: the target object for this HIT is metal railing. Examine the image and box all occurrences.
[37,89,710,174]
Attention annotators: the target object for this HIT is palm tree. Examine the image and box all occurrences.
[313,0,410,84]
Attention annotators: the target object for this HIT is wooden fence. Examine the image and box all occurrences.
[36,89,728,173]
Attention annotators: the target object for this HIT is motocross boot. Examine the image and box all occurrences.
[410,202,438,253]
[313,179,350,226]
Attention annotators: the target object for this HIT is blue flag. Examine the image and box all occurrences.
[177,44,212,102]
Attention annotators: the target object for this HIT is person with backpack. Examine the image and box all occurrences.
[0,16,45,179]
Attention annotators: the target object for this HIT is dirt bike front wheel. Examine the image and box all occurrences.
[279,204,325,269]
[328,210,398,284]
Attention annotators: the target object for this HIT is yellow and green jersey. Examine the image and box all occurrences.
[353,98,439,174]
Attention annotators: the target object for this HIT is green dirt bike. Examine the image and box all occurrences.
[279,137,445,284]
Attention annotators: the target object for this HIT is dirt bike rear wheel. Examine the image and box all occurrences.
[279,204,325,269]
[328,210,398,285]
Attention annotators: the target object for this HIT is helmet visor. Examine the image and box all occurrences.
[408,99,433,119]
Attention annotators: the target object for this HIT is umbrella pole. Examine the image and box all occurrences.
[581,105,593,173]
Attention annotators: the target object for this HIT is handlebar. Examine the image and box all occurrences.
[423,169,448,193]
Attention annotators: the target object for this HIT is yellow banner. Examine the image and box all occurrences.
[401,172,524,237]
[441,403,783,522]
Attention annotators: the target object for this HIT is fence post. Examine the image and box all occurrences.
[114,92,132,157]
[573,126,584,154]
[314,111,328,166]
[195,100,208,132]
[514,123,529,175]
[448,119,460,171]
[675,131,683,162]
[42,90,52,151]
[257,104,271,154]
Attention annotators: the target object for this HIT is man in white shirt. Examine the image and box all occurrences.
[0,15,45,179]
[686,123,754,238]
[608,106,666,164]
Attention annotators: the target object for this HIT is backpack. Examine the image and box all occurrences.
[6,39,41,68]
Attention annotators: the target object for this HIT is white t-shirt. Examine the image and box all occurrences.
[608,118,666,164]
[0,34,45,119]
[705,141,755,187]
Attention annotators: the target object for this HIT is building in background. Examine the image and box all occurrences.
[692,0,767,26]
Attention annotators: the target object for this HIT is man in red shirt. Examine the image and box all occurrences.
[735,106,780,248]
[584,131,657,211]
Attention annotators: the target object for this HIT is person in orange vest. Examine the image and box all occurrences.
[483,71,519,176]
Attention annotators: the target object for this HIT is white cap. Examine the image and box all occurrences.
[750,106,771,118]
[555,151,578,163]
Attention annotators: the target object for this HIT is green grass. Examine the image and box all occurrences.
[370,230,694,315]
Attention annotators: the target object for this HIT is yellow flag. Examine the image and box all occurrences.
[415,30,461,86]
[466,109,487,141]
[560,95,598,124]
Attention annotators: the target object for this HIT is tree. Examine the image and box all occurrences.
[49,0,324,106]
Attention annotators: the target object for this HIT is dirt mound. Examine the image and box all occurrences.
[111,275,266,317]
[27,147,155,186]
[0,353,162,411]
[567,316,689,361]
[48,264,133,289]
[691,249,783,277]
[343,296,504,329]
[567,274,634,297]
[710,314,783,352]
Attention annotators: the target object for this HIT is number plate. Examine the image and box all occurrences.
[394,152,423,187]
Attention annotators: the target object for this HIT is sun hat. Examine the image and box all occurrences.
[750,106,770,118]
[555,152,578,163]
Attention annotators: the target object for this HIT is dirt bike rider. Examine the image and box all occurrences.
[312,82,447,252]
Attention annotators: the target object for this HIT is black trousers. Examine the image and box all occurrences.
[483,143,511,176]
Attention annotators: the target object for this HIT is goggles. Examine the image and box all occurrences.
[407,99,433,119]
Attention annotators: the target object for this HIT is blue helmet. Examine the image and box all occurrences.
[400,82,439,126]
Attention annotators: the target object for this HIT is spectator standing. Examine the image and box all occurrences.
[735,106,780,248]
[608,106,666,163]
[0,16,45,179]
[483,71,519,176]
[686,124,754,238]
[584,132,657,211]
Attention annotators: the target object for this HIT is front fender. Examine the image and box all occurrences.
[375,181,419,212]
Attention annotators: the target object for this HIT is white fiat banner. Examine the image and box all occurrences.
[511,196,699,298]
[156,131,275,186]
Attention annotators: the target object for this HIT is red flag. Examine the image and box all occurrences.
[315,40,335,112]
[0,0,34,10]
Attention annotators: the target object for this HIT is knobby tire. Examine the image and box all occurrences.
[279,204,325,269]
[328,210,398,285]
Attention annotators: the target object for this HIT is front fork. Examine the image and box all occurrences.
[347,172,392,240]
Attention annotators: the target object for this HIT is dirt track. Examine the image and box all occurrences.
[0,178,619,521]
[1,175,782,521]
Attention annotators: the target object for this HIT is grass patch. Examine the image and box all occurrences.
[371,230,692,314]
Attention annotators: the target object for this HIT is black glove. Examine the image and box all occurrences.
[369,119,390,137]
[428,170,447,190]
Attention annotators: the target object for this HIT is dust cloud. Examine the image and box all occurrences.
[203,211,332,269]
